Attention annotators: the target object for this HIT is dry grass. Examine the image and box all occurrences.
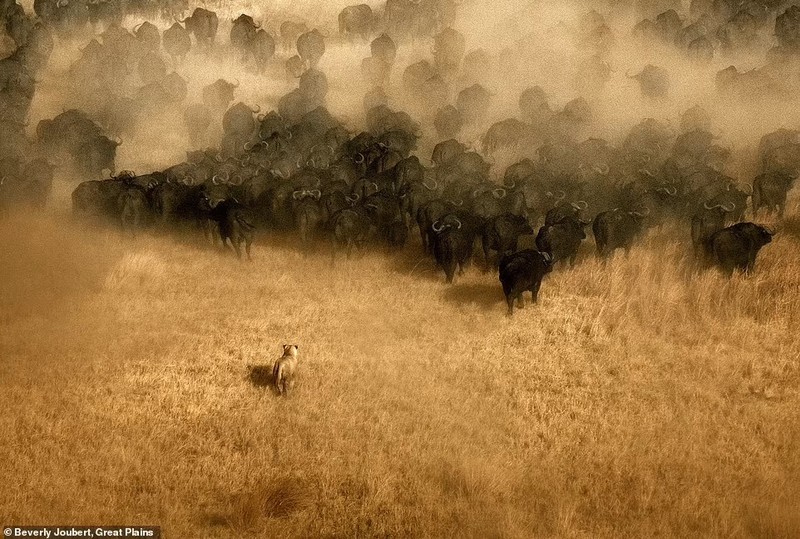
[1,210,799,537]
[4,0,800,533]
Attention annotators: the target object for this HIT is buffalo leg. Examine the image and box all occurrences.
[482,236,491,268]
[721,262,735,277]
[444,261,456,283]
[530,280,542,303]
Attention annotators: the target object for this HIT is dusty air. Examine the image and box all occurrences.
[1,0,799,537]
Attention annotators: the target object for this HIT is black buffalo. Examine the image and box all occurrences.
[416,198,462,254]
[183,7,218,50]
[432,212,478,283]
[592,208,649,258]
[117,185,150,236]
[330,207,372,261]
[339,4,373,40]
[163,22,191,62]
[481,213,533,266]
[206,197,255,260]
[706,222,774,276]
[72,177,127,219]
[691,201,734,256]
[499,249,553,316]
[544,200,588,227]
[536,216,588,267]
[752,169,796,217]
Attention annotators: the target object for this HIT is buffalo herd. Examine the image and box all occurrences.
[1,0,797,315]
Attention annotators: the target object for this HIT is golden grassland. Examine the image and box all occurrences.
[1,208,800,538]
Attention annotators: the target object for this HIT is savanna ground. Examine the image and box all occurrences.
[1,200,799,538]
[3,0,800,535]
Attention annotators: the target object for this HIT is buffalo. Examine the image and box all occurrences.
[163,22,191,63]
[339,4,373,40]
[544,200,588,227]
[205,197,256,260]
[117,185,150,236]
[753,169,796,217]
[691,201,735,257]
[432,212,478,283]
[481,213,533,266]
[593,208,649,258]
[183,7,218,50]
[628,64,669,99]
[499,249,553,316]
[330,207,372,261]
[536,216,588,268]
[297,29,325,69]
[706,222,774,276]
